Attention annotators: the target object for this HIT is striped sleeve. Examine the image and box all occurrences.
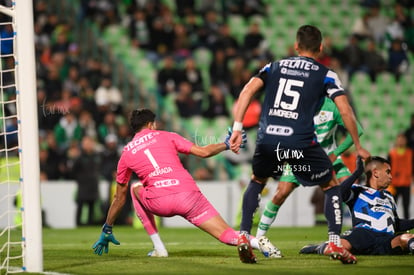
[324,70,345,99]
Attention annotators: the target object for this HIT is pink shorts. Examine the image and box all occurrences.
[138,189,219,226]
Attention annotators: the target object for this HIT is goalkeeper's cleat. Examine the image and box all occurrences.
[237,232,257,264]
[299,244,320,254]
[324,242,357,264]
[147,249,168,257]
[258,236,283,258]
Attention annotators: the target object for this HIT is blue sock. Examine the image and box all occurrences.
[324,185,342,236]
[240,180,265,234]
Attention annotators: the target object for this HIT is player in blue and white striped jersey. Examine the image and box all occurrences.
[344,157,398,235]
[301,156,414,255]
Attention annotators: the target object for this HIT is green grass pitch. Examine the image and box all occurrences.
[3,225,414,275]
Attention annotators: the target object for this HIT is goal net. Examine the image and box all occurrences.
[0,2,43,273]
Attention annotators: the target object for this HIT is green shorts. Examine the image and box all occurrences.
[279,158,351,185]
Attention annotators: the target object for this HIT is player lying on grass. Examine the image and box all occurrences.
[92,108,281,263]
[300,156,414,256]
[256,97,364,238]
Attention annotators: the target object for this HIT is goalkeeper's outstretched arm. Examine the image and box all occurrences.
[105,182,128,225]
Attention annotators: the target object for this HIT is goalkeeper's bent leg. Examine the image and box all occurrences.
[131,182,158,235]
[131,183,167,253]
[218,228,260,250]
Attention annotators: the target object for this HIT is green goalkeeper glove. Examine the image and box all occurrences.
[92,223,120,256]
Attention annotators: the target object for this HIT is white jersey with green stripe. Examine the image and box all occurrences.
[313,97,343,155]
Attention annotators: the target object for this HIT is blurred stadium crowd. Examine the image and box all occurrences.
[0,0,413,187]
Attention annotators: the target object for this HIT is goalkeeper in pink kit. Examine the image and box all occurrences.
[92,109,280,263]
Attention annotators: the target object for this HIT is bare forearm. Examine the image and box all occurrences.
[234,77,262,122]
[334,95,362,149]
[341,109,361,149]
[191,143,227,158]
[105,184,127,225]
[105,198,125,225]
[333,120,363,156]
[234,90,252,123]
[206,143,227,157]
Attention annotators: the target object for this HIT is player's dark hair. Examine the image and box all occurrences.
[296,25,322,53]
[129,108,156,133]
[365,156,390,183]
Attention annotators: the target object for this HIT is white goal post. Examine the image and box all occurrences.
[0,1,43,273]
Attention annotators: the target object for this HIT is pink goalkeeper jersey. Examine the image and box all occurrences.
[116,129,199,198]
